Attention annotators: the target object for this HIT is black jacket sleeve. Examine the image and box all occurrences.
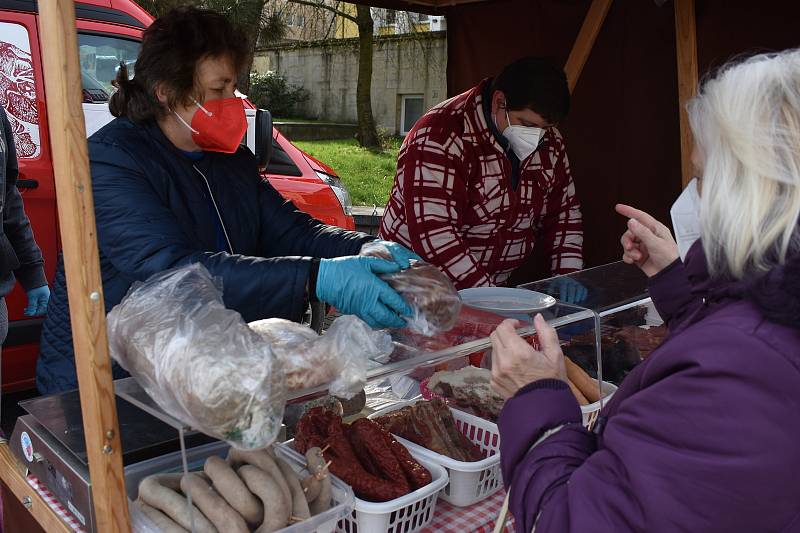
[0,108,46,291]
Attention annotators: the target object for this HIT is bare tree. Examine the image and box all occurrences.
[281,0,380,148]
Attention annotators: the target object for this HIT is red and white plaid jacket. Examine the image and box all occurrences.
[380,79,584,289]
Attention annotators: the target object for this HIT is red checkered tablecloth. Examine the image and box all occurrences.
[422,490,515,533]
[25,474,87,532]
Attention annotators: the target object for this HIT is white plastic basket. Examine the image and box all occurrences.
[580,381,618,430]
[125,441,355,533]
[278,440,448,533]
[369,402,502,507]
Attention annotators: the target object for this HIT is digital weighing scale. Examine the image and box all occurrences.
[9,389,216,532]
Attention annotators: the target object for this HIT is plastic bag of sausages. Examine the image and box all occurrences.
[107,263,286,450]
[360,241,462,336]
[248,314,394,399]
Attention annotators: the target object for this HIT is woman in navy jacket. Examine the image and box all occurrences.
[37,7,416,394]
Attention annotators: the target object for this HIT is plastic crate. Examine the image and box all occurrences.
[279,440,448,533]
[125,441,355,533]
[580,381,618,429]
[369,402,502,507]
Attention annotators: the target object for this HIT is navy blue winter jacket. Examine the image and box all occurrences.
[36,117,371,394]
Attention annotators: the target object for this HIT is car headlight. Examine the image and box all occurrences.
[316,171,353,216]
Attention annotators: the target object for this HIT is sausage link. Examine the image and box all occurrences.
[302,447,326,503]
[204,455,263,527]
[275,455,311,520]
[350,419,410,493]
[227,448,292,517]
[138,474,216,533]
[135,500,188,533]
[308,473,331,516]
[383,431,432,489]
[302,474,322,503]
[180,473,249,533]
[238,465,291,533]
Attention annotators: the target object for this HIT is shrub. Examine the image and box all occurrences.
[248,71,309,117]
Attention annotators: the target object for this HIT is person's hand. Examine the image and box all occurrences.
[24,285,50,316]
[316,256,412,329]
[615,204,680,277]
[490,314,567,399]
[362,240,421,269]
[549,276,588,304]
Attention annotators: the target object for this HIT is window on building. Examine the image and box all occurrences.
[385,10,397,25]
[400,95,424,135]
[297,14,305,26]
[286,13,294,25]
[417,13,430,23]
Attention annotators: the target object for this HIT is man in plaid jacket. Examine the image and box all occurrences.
[380,57,585,300]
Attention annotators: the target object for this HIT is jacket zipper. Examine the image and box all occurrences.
[192,164,234,254]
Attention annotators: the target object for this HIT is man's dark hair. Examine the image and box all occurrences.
[109,7,249,123]
[491,57,570,124]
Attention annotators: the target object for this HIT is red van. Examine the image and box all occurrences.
[0,0,355,391]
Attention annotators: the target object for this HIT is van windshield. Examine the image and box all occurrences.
[78,33,140,102]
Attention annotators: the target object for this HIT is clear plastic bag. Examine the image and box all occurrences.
[360,241,462,336]
[248,314,394,399]
[107,264,286,450]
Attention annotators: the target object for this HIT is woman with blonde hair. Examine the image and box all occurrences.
[489,49,800,532]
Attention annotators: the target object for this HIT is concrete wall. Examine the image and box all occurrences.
[253,32,447,134]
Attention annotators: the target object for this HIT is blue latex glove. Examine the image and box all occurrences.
[316,256,413,329]
[366,240,422,269]
[550,277,588,304]
[24,285,50,316]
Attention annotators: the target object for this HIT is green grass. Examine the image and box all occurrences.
[293,137,402,206]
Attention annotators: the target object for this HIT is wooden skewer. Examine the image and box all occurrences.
[313,459,333,480]
[320,444,331,454]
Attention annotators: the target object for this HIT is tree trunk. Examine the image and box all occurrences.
[355,5,380,149]
[238,47,255,95]
[237,24,260,95]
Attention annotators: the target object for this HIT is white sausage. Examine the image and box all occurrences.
[181,473,249,533]
[138,474,216,533]
[204,455,263,527]
[238,465,290,533]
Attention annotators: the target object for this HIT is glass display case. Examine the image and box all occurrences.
[111,260,668,439]
[519,261,666,387]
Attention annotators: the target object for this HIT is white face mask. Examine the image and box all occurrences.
[670,177,701,261]
[501,108,543,161]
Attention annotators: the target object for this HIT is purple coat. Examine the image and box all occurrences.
[499,242,800,532]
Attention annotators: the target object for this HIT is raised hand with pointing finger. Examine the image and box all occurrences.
[615,204,680,277]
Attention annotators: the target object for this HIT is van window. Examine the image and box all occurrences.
[78,34,140,100]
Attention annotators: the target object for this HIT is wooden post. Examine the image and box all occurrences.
[37,1,131,531]
[564,0,613,93]
[674,0,699,187]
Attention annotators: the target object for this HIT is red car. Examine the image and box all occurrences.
[0,0,354,391]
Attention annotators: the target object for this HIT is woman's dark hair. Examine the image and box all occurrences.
[109,7,249,123]
[491,57,570,125]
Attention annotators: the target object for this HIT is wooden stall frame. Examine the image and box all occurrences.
[674,0,699,188]
[564,0,614,93]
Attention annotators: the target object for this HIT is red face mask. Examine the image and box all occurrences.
[174,97,247,153]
